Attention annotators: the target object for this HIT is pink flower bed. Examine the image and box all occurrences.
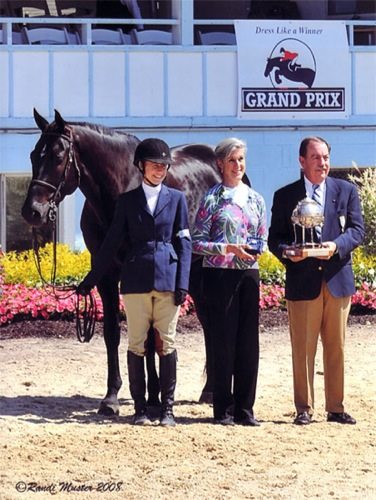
[351,283,376,311]
[0,283,374,326]
[259,283,286,310]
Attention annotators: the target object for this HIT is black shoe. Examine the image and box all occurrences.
[234,415,261,427]
[327,412,356,425]
[293,411,312,425]
[160,410,176,427]
[214,415,234,426]
[133,409,152,426]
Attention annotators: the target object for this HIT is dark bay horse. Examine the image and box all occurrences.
[22,109,220,415]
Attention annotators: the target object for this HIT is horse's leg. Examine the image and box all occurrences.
[146,327,161,406]
[194,305,214,404]
[97,278,122,416]
[189,259,213,404]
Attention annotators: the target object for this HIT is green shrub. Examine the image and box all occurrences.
[348,166,376,256]
[1,244,374,293]
[352,247,376,289]
[2,243,91,287]
[259,251,285,285]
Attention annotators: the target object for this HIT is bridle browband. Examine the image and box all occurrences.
[31,128,81,222]
[30,127,96,343]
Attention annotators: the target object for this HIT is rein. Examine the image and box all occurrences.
[31,128,96,343]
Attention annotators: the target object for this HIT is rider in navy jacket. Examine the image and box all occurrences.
[79,138,191,428]
[86,182,191,295]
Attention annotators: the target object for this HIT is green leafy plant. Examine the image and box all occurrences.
[259,251,285,285]
[352,247,376,288]
[348,165,376,256]
[0,244,374,327]
[2,244,91,286]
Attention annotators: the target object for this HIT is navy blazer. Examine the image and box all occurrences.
[268,177,364,300]
[86,184,192,294]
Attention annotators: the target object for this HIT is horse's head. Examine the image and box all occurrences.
[264,57,272,77]
[22,109,81,227]
[264,56,281,78]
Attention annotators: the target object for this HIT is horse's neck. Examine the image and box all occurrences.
[73,125,139,224]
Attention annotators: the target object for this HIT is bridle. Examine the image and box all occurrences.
[30,128,81,223]
[31,127,96,343]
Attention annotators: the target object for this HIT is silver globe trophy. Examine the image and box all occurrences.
[283,197,330,258]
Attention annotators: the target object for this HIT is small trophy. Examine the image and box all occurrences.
[245,237,263,255]
[283,197,331,258]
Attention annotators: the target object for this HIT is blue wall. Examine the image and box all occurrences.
[1,126,375,250]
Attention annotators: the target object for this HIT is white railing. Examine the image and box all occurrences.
[0,17,375,47]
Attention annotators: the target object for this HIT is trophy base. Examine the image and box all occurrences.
[283,246,331,258]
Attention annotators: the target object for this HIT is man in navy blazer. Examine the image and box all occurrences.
[268,136,364,426]
[79,138,192,427]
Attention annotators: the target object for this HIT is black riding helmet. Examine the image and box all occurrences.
[133,138,172,171]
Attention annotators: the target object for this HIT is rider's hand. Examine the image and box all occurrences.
[77,278,94,296]
[175,289,188,306]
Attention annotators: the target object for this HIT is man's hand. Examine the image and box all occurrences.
[175,289,188,306]
[315,241,336,260]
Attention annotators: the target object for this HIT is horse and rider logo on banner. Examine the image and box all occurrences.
[235,21,350,117]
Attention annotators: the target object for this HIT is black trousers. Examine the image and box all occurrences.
[203,267,260,420]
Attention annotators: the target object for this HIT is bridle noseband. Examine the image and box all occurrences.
[31,128,81,222]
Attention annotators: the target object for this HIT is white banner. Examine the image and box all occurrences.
[235,21,351,119]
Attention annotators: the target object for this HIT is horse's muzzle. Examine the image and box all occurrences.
[21,199,51,227]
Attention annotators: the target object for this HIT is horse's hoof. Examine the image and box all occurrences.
[98,401,120,416]
[198,391,213,404]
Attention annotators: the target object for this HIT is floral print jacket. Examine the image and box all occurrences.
[192,182,267,270]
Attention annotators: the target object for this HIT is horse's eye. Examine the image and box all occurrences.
[53,141,67,158]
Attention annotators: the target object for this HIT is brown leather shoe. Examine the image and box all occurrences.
[293,411,312,425]
[327,412,356,425]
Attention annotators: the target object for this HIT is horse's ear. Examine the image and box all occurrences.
[54,109,66,132]
[33,108,49,132]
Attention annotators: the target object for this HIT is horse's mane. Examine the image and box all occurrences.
[68,121,138,141]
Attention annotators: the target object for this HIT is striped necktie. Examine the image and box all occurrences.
[312,184,322,240]
[312,184,322,206]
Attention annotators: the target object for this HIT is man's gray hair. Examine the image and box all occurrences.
[215,138,247,162]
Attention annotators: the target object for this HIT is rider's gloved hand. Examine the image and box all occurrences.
[77,278,94,297]
[174,289,188,306]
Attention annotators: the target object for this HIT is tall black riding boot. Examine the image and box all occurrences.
[127,351,150,425]
[159,350,177,427]
[146,328,161,407]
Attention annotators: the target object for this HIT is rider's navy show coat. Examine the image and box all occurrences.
[86,184,192,294]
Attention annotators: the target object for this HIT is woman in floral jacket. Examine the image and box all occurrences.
[192,137,267,426]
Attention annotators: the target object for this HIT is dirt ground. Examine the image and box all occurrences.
[0,313,375,500]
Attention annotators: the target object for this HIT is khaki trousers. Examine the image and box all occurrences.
[287,281,351,415]
[123,291,180,356]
